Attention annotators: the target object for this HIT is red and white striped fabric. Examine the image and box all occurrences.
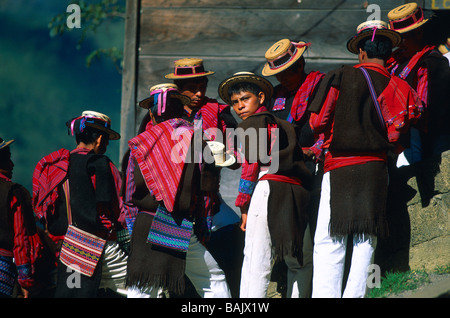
[129,119,194,212]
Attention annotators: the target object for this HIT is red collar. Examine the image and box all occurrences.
[354,63,390,77]
[0,172,11,182]
[71,147,93,155]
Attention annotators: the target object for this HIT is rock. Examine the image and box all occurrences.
[376,150,450,273]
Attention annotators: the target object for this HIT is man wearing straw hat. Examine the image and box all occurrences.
[439,38,450,64]
[166,58,244,297]
[219,71,312,298]
[32,111,128,297]
[123,83,232,298]
[261,39,325,297]
[308,20,422,297]
[0,137,44,297]
[387,2,450,165]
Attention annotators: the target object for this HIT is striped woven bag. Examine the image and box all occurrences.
[59,180,106,277]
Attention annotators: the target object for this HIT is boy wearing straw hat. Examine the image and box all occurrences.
[33,111,128,297]
[166,58,244,297]
[0,137,44,297]
[219,72,312,298]
[308,20,422,297]
[262,39,325,297]
[123,83,232,298]
[387,2,450,165]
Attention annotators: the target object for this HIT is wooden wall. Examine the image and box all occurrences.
[120,0,447,156]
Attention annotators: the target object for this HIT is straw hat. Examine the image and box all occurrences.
[387,3,429,33]
[0,138,14,151]
[165,58,215,79]
[68,110,120,140]
[347,20,402,54]
[438,38,450,55]
[139,83,190,112]
[262,39,310,76]
[218,72,274,105]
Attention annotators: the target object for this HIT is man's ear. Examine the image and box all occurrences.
[258,91,265,105]
[359,48,368,63]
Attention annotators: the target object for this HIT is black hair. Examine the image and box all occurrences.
[357,35,393,61]
[67,119,108,145]
[75,126,107,145]
[0,147,11,170]
[228,81,264,103]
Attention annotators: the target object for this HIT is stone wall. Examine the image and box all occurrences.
[375,150,450,273]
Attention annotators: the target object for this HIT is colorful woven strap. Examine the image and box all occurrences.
[359,67,386,132]
[61,180,72,225]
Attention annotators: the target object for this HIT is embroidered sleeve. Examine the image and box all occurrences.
[235,158,260,208]
[310,86,339,150]
[309,133,325,161]
[11,195,34,289]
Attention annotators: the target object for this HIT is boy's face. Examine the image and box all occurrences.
[231,90,265,120]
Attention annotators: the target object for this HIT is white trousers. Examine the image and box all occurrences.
[312,172,377,298]
[99,241,128,296]
[240,174,313,298]
[128,233,231,298]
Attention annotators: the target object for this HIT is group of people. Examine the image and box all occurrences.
[1,2,449,298]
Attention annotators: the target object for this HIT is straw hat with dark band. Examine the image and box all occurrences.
[218,72,273,105]
[262,39,310,76]
[165,58,215,79]
[0,138,14,151]
[439,38,450,55]
[68,110,121,140]
[139,83,190,110]
[388,3,429,33]
[347,20,402,54]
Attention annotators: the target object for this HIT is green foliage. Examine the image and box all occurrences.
[366,266,450,298]
[48,0,125,72]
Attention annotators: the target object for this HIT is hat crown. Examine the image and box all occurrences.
[81,110,111,124]
[150,83,179,94]
[265,39,292,60]
[356,20,389,33]
[387,3,428,33]
[388,3,418,21]
[174,58,203,68]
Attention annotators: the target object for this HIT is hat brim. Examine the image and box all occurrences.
[139,93,191,109]
[347,29,403,54]
[165,71,215,80]
[84,123,121,140]
[218,73,274,105]
[0,139,15,151]
[261,45,308,76]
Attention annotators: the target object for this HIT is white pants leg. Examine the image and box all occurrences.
[312,172,377,298]
[185,233,231,298]
[285,225,313,298]
[127,286,162,298]
[239,179,272,298]
[342,234,377,298]
[99,241,129,296]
